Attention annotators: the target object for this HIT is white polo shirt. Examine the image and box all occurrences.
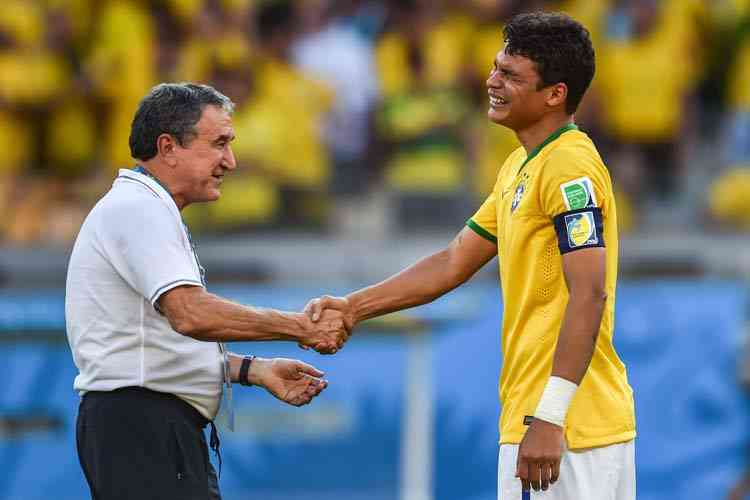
[65,168,223,420]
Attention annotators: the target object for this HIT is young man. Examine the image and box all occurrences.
[305,12,636,499]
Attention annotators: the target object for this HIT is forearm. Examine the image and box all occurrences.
[550,292,606,384]
[347,249,465,323]
[177,291,306,342]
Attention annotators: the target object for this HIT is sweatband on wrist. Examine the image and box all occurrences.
[533,376,578,427]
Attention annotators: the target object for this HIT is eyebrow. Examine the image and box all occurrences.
[213,133,235,143]
[495,60,517,77]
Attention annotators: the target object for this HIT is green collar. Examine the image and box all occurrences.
[517,123,578,174]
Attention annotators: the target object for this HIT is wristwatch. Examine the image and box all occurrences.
[238,355,255,386]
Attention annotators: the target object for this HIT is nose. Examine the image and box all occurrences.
[487,70,501,89]
[223,144,237,171]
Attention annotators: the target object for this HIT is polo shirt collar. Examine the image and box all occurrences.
[116,168,181,216]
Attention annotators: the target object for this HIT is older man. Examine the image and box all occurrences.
[66,83,349,500]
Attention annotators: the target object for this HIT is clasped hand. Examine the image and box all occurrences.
[298,295,355,355]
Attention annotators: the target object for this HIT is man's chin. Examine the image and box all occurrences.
[487,108,510,125]
[198,189,221,203]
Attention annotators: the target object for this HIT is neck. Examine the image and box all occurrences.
[137,162,188,210]
[515,113,574,156]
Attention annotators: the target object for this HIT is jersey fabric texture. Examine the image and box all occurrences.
[468,124,636,449]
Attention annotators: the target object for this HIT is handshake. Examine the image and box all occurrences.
[295,295,354,355]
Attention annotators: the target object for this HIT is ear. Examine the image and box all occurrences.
[546,82,568,109]
[156,133,178,167]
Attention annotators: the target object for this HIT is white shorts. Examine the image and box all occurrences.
[498,440,635,500]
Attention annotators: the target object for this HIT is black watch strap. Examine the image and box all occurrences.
[239,355,255,386]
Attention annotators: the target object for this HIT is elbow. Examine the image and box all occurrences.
[443,256,473,291]
[445,267,471,289]
[570,284,607,305]
[167,309,212,341]
[160,287,215,341]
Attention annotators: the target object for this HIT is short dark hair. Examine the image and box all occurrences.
[503,12,595,114]
[129,83,235,161]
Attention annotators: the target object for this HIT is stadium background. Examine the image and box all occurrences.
[1,0,750,499]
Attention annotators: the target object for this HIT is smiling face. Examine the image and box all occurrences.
[171,105,236,206]
[486,48,559,131]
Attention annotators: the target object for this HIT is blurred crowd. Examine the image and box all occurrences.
[2,0,750,244]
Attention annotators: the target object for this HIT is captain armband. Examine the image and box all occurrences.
[553,207,604,254]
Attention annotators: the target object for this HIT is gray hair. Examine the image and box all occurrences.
[129,83,235,162]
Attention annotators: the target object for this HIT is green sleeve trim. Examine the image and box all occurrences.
[466,219,497,244]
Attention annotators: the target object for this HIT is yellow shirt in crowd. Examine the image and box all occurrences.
[468,124,636,449]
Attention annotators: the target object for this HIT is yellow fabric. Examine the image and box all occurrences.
[376,15,474,98]
[469,23,504,85]
[662,0,705,83]
[0,111,31,173]
[729,37,750,110]
[385,148,464,192]
[375,35,411,98]
[0,51,69,104]
[86,0,157,169]
[164,0,203,26]
[174,32,251,82]
[424,14,474,88]
[230,59,332,188]
[471,115,520,198]
[45,0,92,43]
[553,0,610,50]
[0,0,44,47]
[469,126,636,450]
[47,98,96,176]
[614,188,635,234]
[207,174,279,226]
[709,166,750,228]
[377,89,469,141]
[596,3,697,141]
[376,87,470,193]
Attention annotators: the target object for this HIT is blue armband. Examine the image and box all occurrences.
[553,207,604,254]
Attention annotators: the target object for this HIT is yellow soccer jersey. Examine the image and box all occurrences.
[468,124,636,450]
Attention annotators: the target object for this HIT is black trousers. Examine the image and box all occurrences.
[76,386,222,500]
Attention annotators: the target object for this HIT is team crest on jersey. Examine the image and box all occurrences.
[511,173,530,213]
[564,211,598,247]
[511,183,525,212]
[560,177,597,210]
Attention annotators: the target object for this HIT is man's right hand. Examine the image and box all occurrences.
[298,295,356,353]
[304,295,355,329]
[296,308,350,354]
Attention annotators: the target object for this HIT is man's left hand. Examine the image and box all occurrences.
[516,418,565,492]
[249,358,328,406]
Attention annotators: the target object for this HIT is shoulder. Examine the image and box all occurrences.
[538,132,613,211]
[100,187,169,219]
[542,132,610,184]
[547,131,604,167]
[96,185,180,239]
